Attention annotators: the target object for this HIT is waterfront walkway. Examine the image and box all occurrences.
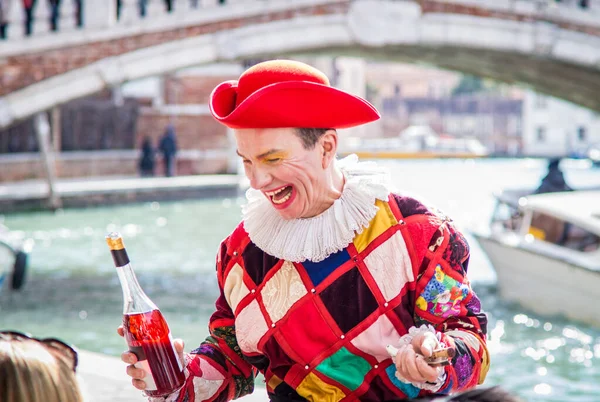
[0,174,248,213]
[78,350,266,402]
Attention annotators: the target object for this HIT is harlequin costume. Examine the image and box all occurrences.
[152,60,489,402]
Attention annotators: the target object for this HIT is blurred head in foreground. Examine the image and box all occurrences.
[0,331,84,402]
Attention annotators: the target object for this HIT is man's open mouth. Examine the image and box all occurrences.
[265,185,293,205]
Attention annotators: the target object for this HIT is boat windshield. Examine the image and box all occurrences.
[529,211,600,253]
[491,198,600,253]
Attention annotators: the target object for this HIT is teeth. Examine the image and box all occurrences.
[272,192,292,204]
[265,186,288,196]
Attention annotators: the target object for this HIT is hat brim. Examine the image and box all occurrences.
[209,81,380,129]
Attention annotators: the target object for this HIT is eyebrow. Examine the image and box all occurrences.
[236,149,285,160]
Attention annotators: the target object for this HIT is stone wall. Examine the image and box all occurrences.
[0,150,233,182]
[135,110,229,150]
[164,75,226,104]
[132,72,234,166]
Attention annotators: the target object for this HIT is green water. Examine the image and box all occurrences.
[1,159,599,401]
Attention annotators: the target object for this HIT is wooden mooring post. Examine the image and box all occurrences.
[34,112,62,210]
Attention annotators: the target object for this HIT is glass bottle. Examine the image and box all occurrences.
[106,232,185,397]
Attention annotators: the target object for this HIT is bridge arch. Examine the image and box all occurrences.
[1,0,599,128]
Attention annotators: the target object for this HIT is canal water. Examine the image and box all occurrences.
[1,158,599,401]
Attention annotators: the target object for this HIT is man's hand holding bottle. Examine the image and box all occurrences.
[117,325,186,391]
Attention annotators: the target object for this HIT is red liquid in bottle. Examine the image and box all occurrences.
[123,309,185,397]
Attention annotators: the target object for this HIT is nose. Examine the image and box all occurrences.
[248,165,272,190]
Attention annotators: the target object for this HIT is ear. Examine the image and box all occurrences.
[321,130,338,169]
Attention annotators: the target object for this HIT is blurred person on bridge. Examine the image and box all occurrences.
[139,136,156,177]
[49,0,60,31]
[0,0,12,39]
[139,0,148,17]
[0,331,85,402]
[22,0,36,36]
[116,0,149,19]
[119,60,490,401]
[74,0,82,26]
[158,123,178,177]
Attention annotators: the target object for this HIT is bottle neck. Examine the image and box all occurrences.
[113,248,157,314]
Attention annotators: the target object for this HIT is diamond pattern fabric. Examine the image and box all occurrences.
[223,263,250,314]
[234,299,269,354]
[353,199,397,253]
[302,248,351,287]
[261,261,308,323]
[319,267,379,334]
[297,372,347,401]
[275,298,340,365]
[363,230,414,302]
[350,313,402,362]
[316,347,372,391]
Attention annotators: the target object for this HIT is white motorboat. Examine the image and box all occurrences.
[473,190,600,326]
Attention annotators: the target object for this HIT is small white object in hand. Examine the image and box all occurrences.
[386,345,399,358]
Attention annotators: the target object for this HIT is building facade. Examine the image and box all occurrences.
[521,91,600,157]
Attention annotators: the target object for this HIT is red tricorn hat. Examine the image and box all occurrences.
[209,60,380,129]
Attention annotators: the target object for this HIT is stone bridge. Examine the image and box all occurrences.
[1,0,599,129]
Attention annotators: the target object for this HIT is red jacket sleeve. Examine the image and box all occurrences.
[412,215,490,393]
[168,235,257,402]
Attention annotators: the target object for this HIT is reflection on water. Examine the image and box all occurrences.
[1,158,599,401]
[479,286,600,401]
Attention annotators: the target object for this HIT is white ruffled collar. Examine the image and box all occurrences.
[241,154,392,263]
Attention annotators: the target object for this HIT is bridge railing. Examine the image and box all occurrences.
[1,0,599,44]
[426,0,600,27]
[2,0,600,43]
[0,0,236,41]
[0,0,598,53]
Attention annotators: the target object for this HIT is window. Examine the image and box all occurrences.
[577,126,587,141]
[536,127,546,142]
[492,202,523,233]
[563,223,600,252]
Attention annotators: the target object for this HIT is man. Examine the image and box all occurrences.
[120,60,489,401]
[158,124,178,177]
[0,0,12,39]
[534,158,572,195]
[48,0,60,31]
[23,0,36,36]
